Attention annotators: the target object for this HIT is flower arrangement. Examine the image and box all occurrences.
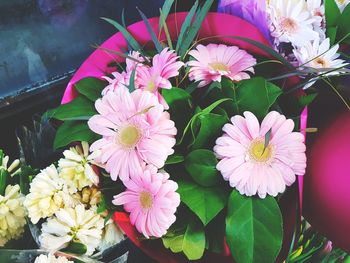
[0,0,350,262]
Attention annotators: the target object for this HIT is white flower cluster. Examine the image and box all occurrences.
[267,0,348,88]
[34,253,74,263]
[0,185,26,246]
[23,142,123,256]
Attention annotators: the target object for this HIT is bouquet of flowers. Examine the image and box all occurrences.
[1,0,350,262]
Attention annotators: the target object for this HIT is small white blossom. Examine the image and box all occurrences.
[294,37,348,88]
[98,220,124,251]
[40,204,104,255]
[58,142,99,191]
[0,185,26,246]
[24,165,77,224]
[268,0,319,47]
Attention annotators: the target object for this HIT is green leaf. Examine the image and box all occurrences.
[159,8,174,49]
[298,93,318,107]
[176,0,198,55]
[226,191,283,263]
[54,121,100,149]
[235,77,282,119]
[166,154,185,165]
[177,180,228,225]
[137,8,163,53]
[327,26,338,45]
[0,169,8,195]
[101,17,143,53]
[178,0,214,57]
[183,219,206,260]
[61,241,87,255]
[49,96,96,121]
[337,4,350,43]
[185,149,220,187]
[206,210,226,254]
[159,0,174,31]
[74,77,106,101]
[162,217,206,260]
[325,0,341,28]
[162,87,193,134]
[191,113,227,150]
[128,68,137,92]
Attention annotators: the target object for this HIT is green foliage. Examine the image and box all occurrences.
[61,241,87,255]
[185,149,220,187]
[177,180,228,226]
[205,210,226,254]
[226,191,283,263]
[159,0,174,31]
[162,217,206,260]
[337,4,350,44]
[74,77,106,101]
[234,77,282,119]
[162,87,193,135]
[101,17,143,53]
[325,0,341,28]
[165,154,185,165]
[137,8,163,53]
[299,93,318,107]
[47,96,96,121]
[190,113,228,149]
[54,121,99,150]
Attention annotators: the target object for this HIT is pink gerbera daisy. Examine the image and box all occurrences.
[88,86,177,181]
[187,44,257,87]
[137,48,184,108]
[214,111,306,198]
[113,165,180,238]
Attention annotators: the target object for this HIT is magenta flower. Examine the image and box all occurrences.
[113,165,180,238]
[214,111,306,198]
[187,44,256,87]
[88,86,177,181]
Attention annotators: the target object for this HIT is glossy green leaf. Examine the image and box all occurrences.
[61,241,87,255]
[191,113,227,149]
[177,180,228,225]
[325,0,341,28]
[74,77,106,101]
[337,4,350,43]
[49,96,96,121]
[185,149,220,187]
[165,154,185,165]
[128,68,137,92]
[235,77,282,119]
[162,217,205,260]
[327,26,338,45]
[54,121,99,149]
[299,93,318,107]
[163,87,193,134]
[226,191,283,263]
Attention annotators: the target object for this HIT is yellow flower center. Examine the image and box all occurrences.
[209,62,229,72]
[337,0,346,4]
[146,80,156,92]
[281,18,298,34]
[139,191,153,209]
[249,140,273,163]
[118,125,141,148]
[313,57,328,68]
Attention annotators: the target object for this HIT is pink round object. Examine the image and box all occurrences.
[304,112,350,253]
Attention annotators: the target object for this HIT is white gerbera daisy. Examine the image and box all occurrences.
[0,185,26,246]
[40,204,104,255]
[335,0,350,12]
[34,254,73,263]
[24,165,77,224]
[293,38,348,88]
[268,0,319,46]
[58,142,99,191]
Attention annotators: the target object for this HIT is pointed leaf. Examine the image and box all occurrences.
[177,180,228,225]
[226,191,283,263]
[74,77,107,101]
